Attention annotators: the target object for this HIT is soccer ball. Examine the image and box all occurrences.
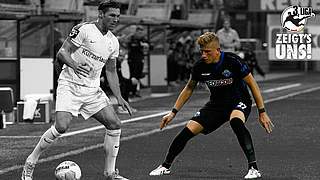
[55,161,82,180]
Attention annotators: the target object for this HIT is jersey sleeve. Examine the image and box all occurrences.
[68,24,87,47]
[234,58,250,79]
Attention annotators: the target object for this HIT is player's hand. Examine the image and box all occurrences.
[117,96,133,116]
[160,112,175,130]
[73,62,92,78]
[258,112,274,134]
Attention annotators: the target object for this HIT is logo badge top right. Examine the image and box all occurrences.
[281,6,315,32]
[275,6,316,60]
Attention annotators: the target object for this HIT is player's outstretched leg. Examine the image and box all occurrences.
[149,127,195,176]
[21,125,61,180]
[230,117,261,179]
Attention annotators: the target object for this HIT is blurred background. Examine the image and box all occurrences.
[1,1,320,179]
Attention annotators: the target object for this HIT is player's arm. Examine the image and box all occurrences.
[243,73,274,133]
[160,77,198,129]
[243,73,264,110]
[173,77,198,112]
[105,58,133,115]
[105,58,121,98]
[56,38,91,78]
[56,38,78,68]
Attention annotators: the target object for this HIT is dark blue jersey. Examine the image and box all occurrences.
[191,51,251,106]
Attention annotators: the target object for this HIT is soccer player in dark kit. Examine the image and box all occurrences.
[149,32,274,179]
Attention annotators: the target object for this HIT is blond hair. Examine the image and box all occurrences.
[196,32,220,48]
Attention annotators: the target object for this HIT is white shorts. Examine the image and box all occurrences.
[55,80,112,119]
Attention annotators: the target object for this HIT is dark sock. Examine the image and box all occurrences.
[248,161,258,170]
[230,117,258,170]
[162,127,195,169]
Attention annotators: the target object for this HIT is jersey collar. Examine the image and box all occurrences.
[210,51,224,72]
[216,51,224,67]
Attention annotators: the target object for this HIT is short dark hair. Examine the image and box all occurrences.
[98,0,121,13]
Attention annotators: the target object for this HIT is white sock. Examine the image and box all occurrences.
[104,129,121,175]
[27,126,61,163]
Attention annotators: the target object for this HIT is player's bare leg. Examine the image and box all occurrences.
[93,106,129,180]
[22,112,72,180]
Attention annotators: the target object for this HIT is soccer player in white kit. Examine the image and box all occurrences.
[21,1,132,180]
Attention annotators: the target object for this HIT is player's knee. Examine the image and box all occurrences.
[55,112,72,133]
[55,124,69,134]
[110,121,121,130]
[230,110,245,122]
[54,120,70,133]
[107,119,121,130]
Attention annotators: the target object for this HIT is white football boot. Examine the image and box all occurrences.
[244,167,261,179]
[104,169,129,180]
[21,161,35,180]
[149,165,171,176]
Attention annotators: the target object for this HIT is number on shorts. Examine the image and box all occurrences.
[194,111,201,117]
[237,102,247,110]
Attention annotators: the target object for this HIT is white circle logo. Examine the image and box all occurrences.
[281,6,315,32]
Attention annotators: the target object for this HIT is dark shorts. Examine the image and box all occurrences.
[128,61,144,79]
[190,100,252,135]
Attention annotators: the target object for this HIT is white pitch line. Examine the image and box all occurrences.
[1,86,320,175]
[0,136,40,139]
[251,86,320,107]
[264,86,320,103]
[262,83,301,93]
[61,111,170,137]
[0,111,171,139]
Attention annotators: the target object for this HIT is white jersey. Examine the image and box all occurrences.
[59,22,119,87]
